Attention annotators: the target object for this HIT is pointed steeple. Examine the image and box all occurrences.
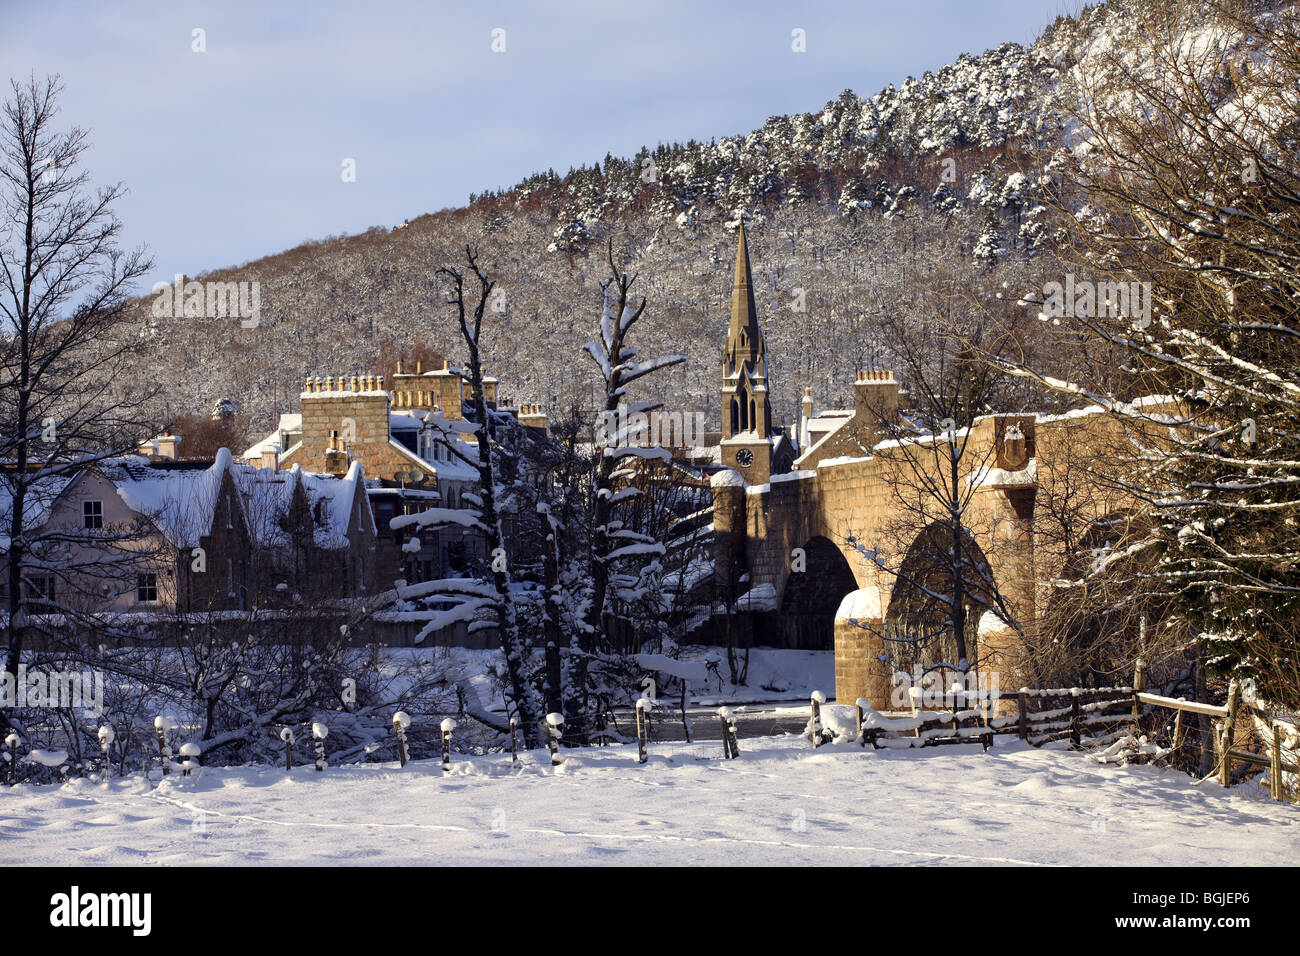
[726,223,765,376]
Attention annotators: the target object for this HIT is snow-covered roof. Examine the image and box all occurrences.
[302,460,374,545]
[106,449,234,550]
[794,412,854,467]
[234,460,374,550]
[241,414,301,461]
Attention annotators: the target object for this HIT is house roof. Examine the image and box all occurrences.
[103,448,234,550]
[233,460,374,550]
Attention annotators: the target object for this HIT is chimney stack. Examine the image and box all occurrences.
[854,369,900,433]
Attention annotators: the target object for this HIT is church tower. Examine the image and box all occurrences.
[720,224,777,484]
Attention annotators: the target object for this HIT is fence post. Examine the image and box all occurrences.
[855,698,866,746]
[97,725,115,779]
[1220,680,1241,788]
[718,707,733,759]
[1271,722,1283,802]
[909,686,923,738]
[4,733,18,786]
[154,716,174,775]
[393,712,410,767]
[509,717,519,764]
[440,718,456,772]
[1131,659,1146,734]
[1070,688,1082,748]
[635,698,649,764]
[280,727,294,771]
[950,681,963,732]
[179,742,200,777]
[810,691,826,748]
[1017,688,1029,742]
[718,706,740,758]
[544,713,564,766]
[312,722,328,772]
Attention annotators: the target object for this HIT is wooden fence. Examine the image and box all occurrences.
[823,669,1297,805]
[840,686,1136,752]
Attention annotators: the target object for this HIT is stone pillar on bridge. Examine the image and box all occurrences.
[833,587,892,708]
[711,467,747,604]
[972,414,1039,695]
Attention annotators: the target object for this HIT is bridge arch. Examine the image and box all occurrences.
[880,521,1007,686]
[1032,512,1160,687]
[775,535,860,650]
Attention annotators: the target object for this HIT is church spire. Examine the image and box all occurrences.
[721,222,775,471]
[726,223,765,376]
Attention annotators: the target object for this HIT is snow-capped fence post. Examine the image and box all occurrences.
[1069,689,1082,748]
[509,717,519,764]
[908,686,923,738]
[1017,689,1029,742]
[441,718,456,772]
[950,681,963,732]
[280,728,294,771]
[178,742,200,777]
[544,713,564,766]
[154,716,174,775]
[1270,723,1283,802]
[1219,680,1242,788]
[97,725,115,778]
[718,707,739,759]
[1131,659,1146,733]
[312,722,328,772]
[5,733,20,785]
[855,699,865,744]
[635,698,649,764]
[393,712,410,768]
[810,691,826,748]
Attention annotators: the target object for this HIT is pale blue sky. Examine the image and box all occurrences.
[4,1,1080,288]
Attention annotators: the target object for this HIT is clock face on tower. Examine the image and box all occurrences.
[735,448,755,468]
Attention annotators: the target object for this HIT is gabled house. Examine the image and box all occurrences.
[233,459,380,605]
[2,449,383,623]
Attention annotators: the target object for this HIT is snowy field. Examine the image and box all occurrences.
[3,735,1295,866]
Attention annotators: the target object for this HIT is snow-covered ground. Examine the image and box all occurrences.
[4,735,1294,866]
[396,645,836,711]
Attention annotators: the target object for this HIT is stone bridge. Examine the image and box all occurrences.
[711,380,1135,709]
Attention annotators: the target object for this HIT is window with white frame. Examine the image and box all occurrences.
[136,572,158,603]
[83,499,103,529]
